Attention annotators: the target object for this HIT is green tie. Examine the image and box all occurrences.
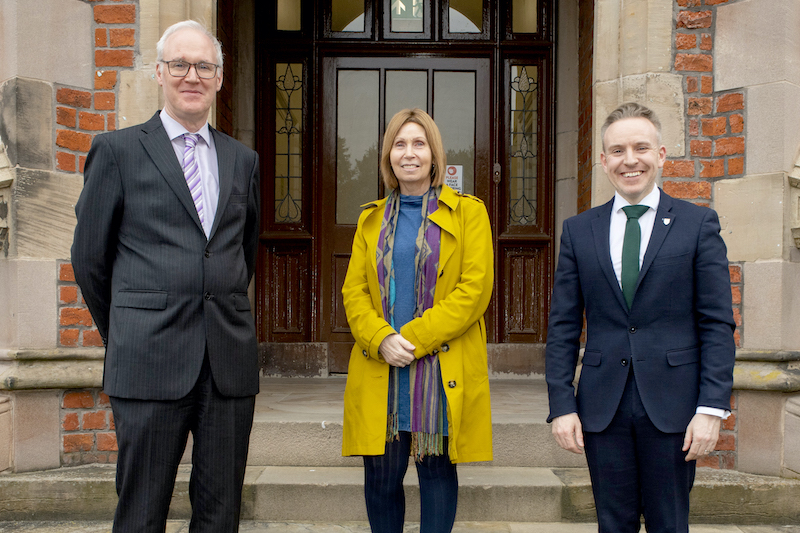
[621,205,650,309]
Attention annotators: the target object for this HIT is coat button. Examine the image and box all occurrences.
[441,344,450,352]
[432,349,439,355]
[448,380,456,388]
[205,250,210,258]
[204,292,212,300]
[362,349,368,357]
[621,359,628,366]
[629,326,636,334]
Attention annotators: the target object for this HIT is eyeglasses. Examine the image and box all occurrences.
[160,60,219,79]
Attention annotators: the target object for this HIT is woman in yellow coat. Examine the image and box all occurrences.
[341,108,493,533]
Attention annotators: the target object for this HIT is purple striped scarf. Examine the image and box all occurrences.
[376,186,446,459]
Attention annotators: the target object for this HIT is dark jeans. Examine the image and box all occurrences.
[363,431,458,533]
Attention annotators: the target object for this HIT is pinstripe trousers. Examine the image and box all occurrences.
[363,432,458,533]
[109,356,255,533]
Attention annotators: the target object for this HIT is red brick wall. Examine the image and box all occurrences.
[61,389,117,465]
[669,0,744,469]
[56,0,137,466]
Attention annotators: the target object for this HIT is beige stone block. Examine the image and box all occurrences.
[14,259,57,350]
[594,0,621,83]
[716,0,800,91]
[742,261,783,350]
[13,170,83,259]
[594,75,685,158]
[0,261,14,349]
[595,0,673,82]
[785,396,800,476]
[12,390,60,472]
[118,70,160,130]
[737,390,784,476]
[139,0,161,66]
[716,174,784,262]
[619,0,673,77]
[0,0,92,89]
[746,83,800,176]
[0,396,11,471]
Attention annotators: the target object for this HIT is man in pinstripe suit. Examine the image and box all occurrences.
[72,20,260,532]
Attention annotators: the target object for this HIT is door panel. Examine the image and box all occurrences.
[322,56,491,373]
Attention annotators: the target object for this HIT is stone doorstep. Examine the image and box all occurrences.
[244,421,587,469]
[1,466,799,524]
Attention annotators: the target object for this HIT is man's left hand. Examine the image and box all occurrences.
[682,413,721,461]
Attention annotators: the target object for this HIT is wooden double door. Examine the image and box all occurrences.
[255,4,555,373]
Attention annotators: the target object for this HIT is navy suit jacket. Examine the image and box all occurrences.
[545,189,735,434]
[72,112,261,400]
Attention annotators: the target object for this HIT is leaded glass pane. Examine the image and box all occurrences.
[450,0,482,33]
[390,0,423,33]
[275,63,303,223]
[512,0,538,33]
[337,70,380,225]
[509,65,538,226]
[385,70,428,124]
[277,0,302,31]
[332,0,365,32]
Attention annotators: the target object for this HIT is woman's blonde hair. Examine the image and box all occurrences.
[380,108,447,190]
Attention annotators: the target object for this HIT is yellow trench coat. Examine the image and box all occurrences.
[341,185,494,463]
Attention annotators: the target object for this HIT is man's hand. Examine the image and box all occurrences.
[682,413,721,461]
[552,413,585,454]
[379,334,416,367]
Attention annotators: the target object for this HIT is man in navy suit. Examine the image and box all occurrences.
[72,20,260,532]
[545,102,735,533]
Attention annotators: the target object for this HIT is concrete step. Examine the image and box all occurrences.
[243,378,586,468]
[2,521,800,532]
[1,465,800,525]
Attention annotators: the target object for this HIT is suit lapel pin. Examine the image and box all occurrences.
[662,218,671,226]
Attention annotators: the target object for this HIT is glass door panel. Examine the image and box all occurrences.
[385,70,428,123]
[434,71,476,195]
[336,70,380,224]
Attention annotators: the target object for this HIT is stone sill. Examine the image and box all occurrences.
[0,348,104,391]
[0,347,798,392]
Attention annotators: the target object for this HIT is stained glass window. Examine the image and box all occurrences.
[275,63,303,223]
[509,65,538,225]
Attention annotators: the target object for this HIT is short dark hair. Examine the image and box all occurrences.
[601,102,662,151]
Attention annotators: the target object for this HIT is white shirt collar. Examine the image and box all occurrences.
[159,110,212,146]
[612,185,661,214]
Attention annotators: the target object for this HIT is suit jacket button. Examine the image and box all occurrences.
[448,380,456,388]
[204,292,212,300]
[205,250,210,258]
[441,344,450,352]
[629,326,636,333]
[621,359,628,366]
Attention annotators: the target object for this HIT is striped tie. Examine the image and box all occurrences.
[182,133,204,224]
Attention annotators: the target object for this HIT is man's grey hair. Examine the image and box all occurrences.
[601,102,662,150]
[156,20,224,70]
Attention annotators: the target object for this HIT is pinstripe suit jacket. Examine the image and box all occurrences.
[72,112,260,400]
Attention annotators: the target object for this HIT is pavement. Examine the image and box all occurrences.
[0,521,799,532]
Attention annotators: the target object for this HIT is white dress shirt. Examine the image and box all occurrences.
[609,186,726,419]
[160,110,220,238]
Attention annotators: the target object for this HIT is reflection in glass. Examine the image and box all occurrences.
[277,0,302,31]
[513,0,538,33]
[509,65,538,225]
[449,0,482,33]
[337,70,380,224]
[275,63,303,223]
[385,70,428,126]
[434,71,475,195]
[332,0,365,32]
[390,0,423,33]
